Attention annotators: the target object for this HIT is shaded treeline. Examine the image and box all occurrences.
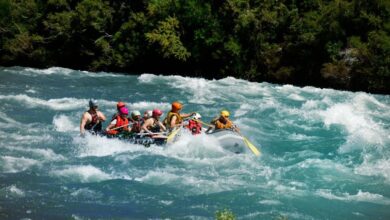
[0,0,389,93]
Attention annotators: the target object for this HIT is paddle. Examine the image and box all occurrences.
[138,132,168,136]
[166,127,181,143]
[236,131,261,156]
[108,122,133,131]
[193,119,261,156]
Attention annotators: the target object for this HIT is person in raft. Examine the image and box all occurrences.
[105,107,130,135]
[185,112,203,135]
[111,101,126,121]
[129,110,142,133]
[163,101,195,130]
[141,109,167,136]
[142,110,153,124]
[80,99,106,135]
[206,110,240,133]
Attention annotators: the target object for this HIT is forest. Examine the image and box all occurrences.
[0,0,389,93]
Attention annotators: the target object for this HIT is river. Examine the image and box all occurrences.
[0,66,389,219]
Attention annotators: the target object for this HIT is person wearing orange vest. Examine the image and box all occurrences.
[111,101,126,121]
[163,101,195,130]
[207,110,240,132]
[80,99,106,135]
[105,107,130,135]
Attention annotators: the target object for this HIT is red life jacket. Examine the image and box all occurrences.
[131,119,142,133]
[187,119,202,135]
[107,115,129,135]
[84,110,98,130]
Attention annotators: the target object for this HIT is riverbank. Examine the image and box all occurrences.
[1,0,389,94]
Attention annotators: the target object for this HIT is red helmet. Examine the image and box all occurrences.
[117,101,126,109]
[152,109,163,117]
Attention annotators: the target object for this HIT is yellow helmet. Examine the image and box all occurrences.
[220,110,230,117]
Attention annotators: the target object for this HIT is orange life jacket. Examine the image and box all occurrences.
[106,115,129,135]
[214,118,233,130]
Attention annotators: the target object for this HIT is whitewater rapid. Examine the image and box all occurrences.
[0,66,389,219]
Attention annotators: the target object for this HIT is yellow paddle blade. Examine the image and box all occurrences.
[167,127,181,143]
[243,137,261,156]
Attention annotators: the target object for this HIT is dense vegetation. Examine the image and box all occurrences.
[1,0,389,93]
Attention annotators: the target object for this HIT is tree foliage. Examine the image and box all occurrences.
[0,0,389,93]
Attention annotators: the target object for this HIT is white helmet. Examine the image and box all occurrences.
[146,110,153,118]
[192,112,201,120]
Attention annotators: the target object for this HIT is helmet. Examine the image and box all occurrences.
[220,110,230,117]
[117,101,126,109]
[171,101,182,112]
[145,110,153,118]
[192,112,201,120]
[152,109,163,117]
[89,99,98,108]
[119,107,129,115]
[131,110,141,118]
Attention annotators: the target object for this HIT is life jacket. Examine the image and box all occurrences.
[187,119,202,135]
[84,111,99,130]
[163,111,182,128]
[147,118,161,133]
[106,115,129,135]
[131,119,142,133]
[214,118,233,130]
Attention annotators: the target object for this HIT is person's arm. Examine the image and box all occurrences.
[141,119,153,134]
[158,121,166,131]
[170,115,180,128]
[180,112,194,119]
[98,111,106,121]
[80,113,89,134]
[105,119,116,131]
[232,123,240,132]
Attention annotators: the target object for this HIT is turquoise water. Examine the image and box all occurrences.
[0,67,389,219]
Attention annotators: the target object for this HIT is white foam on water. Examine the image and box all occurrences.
[354,156,390,183]
[24,67,73,75]
[128,101,171,112]
[0,130,52,144]
[0,156,40,173]
[294,158,351,173]
[235,103,255,117]
[162,132,227,159]
[6,146,65,161]
[0,111,22,125]
[50,165,111,183]
[159,200,173,206]
[0,94,85,110]
[0,94,117,111]
[75,134,145,157]
[2,185,26,197]
[53,114,79,132]
[134,168,234,194]
[319,97,389,153]
[26,89,37,94]
[316,189,390,205]
[137,73,158,83]
[258,200,282,205]
[287,93,306,101]
[70,188,103,199]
